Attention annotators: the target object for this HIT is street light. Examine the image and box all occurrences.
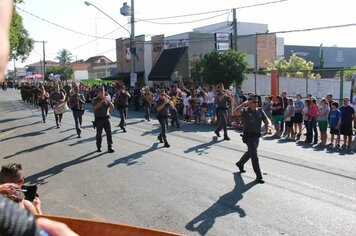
[84,1,130,35]
[84,1,136,85]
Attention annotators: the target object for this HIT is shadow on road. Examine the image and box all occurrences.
[0,121,41,133]
[25,150,106,185]
[68,136,96,146]
[3,134,76,159]
[141,125,161,136]
[0,115,35,123]
[107,143,159,167]
[185,172,256,236]
[184,137,221,155]
[0,126,55,142]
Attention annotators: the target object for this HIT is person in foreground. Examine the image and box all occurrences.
[234,94,271,184]
[156,90,173,148]
[92,86,115,153]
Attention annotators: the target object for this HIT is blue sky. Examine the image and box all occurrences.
[10,0,356,68]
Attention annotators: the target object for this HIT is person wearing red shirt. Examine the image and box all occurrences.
[306,98,319,144]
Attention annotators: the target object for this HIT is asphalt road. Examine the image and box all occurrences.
[0,89,355,236]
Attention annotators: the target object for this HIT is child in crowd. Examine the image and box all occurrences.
[318,98,330,145]
[293,94,304,140]
[307,98,319,144]
[284,98,295,139]
[183,91,192,121]
[328,102,341,148]
[271,95,284,138]
[302,99,310,141]
[262,95,273,134]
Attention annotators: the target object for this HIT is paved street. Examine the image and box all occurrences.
[0,89,355,236]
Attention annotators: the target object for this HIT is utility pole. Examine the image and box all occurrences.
[35,40,47,77]
[130,0,136,83]
[42,40,46,76]
[13,59,16,80]
[120,1,136,86]
[232,8,238,51]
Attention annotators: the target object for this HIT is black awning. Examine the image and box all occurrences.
[148,47,188,81]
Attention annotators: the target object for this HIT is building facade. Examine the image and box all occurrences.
[114,21,281,86]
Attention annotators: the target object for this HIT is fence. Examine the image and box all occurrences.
[241,73,353,101]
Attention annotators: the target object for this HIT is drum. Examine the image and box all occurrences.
[53,102,69,114]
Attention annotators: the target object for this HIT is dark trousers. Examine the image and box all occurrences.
[215,109,228,136]
[134,97,140,111]
[237,136,262,179]
[95,117,113,148]
[118,107,127,128]
[170,109,180,127]
[306,118,318,143]
[54,113,63,126]
[72,110,83,136]
[158,117,168,139]
[40,103,48,121]
[144,102,151,120]
[280,116,285,132]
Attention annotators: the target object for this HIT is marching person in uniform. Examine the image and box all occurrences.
[141,86,153,121]
[38,85,49,123]
[92,87,115,153]
[113,85,131,132]
[234,94,271,184]
[49,85,66,129]
[156,90,173,148]
[214,83,232,140]
[69,85,86,138]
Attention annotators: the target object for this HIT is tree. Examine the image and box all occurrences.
[46,65,74,81]
[50,49,74,80]
[195,49,248,87]
[9,1,34,62]
[55,49,73,65]
[265,53,320,79]
[339,66,356,81]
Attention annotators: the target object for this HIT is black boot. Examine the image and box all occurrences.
[163,138,170,148]
[158,136,163,143]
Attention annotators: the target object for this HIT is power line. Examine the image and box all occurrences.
[256,23,356,36]
[137,0,288,21]
[45,26,130,56]
[138,12,230,25]
[15,6,116,40]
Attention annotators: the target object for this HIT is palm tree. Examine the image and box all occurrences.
[55,49,73,65]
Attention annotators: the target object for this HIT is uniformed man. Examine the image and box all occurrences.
[92,87,115,153]
[141,85,153,121]
[156,90,172,148]
[113,85,131,132]
[214,83,232,140]
[69,85,86,138]
[234,94,271,184]
[49,85,66,128]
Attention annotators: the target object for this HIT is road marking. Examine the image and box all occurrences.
[0,128,18,140]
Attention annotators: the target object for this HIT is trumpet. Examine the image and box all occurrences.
[164,97,176,110]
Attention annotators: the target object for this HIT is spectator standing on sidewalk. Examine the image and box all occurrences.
[339,98,355,151]
[328,102,341,148]
[317,98,330,145]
